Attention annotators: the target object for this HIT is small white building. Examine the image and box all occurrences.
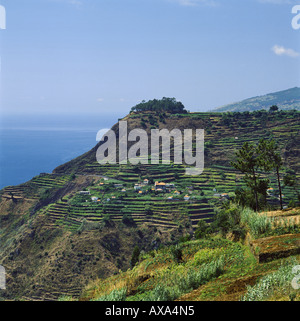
[79,190,90,195]
[155,182,166,191]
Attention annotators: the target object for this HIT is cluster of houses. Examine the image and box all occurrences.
[75,181,286,207]
[78,179,193,203]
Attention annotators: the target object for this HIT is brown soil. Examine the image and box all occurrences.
[250,233,300,263]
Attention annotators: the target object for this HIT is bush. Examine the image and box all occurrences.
[194,220,210,239]
[148,284,178,301]
[130,246,140,268]
[288,200,296,208]
[193,248,223,266]
[102,214,111,227]
[141,256,225,301]
[95,287,127,301]
[58,295,74,301]
[240,208,273,238]
[171,245,183,263]
[241,258,298,301]
[212,206,242,237]
[179,234,191,243]
[122,213,135,226]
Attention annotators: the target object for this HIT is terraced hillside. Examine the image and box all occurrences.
[54,109,300,210]
[80,208,300,302]
[44,194,212,232]
[0,108,299,301]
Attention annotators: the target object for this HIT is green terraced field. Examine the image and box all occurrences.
[31,174,72,189]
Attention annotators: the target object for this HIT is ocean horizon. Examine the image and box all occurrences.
[0,114,117,190]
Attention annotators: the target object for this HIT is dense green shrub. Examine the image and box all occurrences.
[171,245,183,263]
[122,213,135,226]
[194,220,210,239]
[240,208,273,238]
[94,287,127,301]
[130,246,140,268]
[212,205,245,238]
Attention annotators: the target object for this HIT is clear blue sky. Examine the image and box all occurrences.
[0,0,299,117]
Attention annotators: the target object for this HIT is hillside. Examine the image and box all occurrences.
[81,207,300,302]
[213,87,300,112]
[0,107,299,301]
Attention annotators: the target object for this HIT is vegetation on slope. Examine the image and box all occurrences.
[79,207,299,302]
[213,87,300,112]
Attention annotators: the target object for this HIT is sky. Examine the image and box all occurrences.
[0,0,299,118]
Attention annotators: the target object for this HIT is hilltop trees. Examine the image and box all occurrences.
[131,97,187,114]
[269,105,279,113]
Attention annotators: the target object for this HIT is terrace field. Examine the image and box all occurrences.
[0,108,299,301]
[80,208,300,302]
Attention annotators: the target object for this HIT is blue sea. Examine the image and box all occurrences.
[0,114,117,190]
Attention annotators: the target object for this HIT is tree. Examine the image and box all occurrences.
[257,139,284,210]
[130,246,140,268]
[211,206,244,238]
[269,105,279,113]
[231,142,261,211]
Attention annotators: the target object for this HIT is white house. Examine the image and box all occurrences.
[184,195,190,201]
[155,182,166,191]
[134,184,142,190]
[79,191,90,195]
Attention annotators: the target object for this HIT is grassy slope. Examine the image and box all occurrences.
[81,208,300,302]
